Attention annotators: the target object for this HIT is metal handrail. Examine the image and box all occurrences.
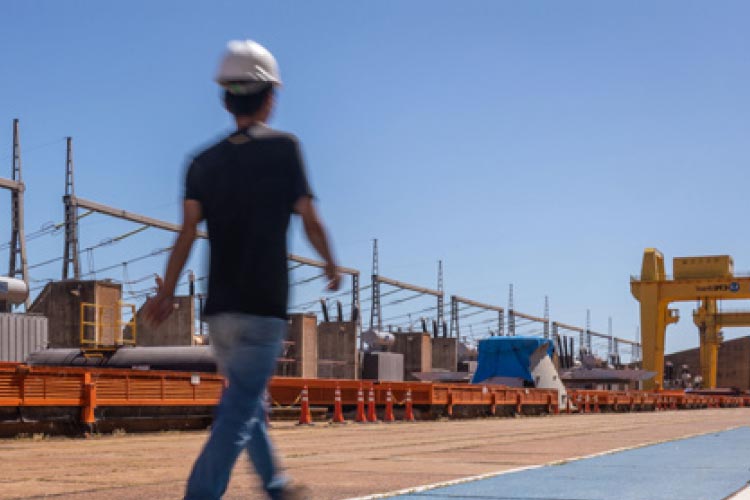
[80,301,137,347]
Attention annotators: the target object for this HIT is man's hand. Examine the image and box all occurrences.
[325,263,342,291]
[144,200,202,327]
[142,275,176,326]
[296,196,341,292]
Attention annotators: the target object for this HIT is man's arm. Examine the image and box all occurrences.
[143,199,203,324]
[294,196,341,290]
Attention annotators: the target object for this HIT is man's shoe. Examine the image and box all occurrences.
[272,483,311,500]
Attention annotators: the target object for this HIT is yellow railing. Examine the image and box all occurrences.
[80,302,137,348]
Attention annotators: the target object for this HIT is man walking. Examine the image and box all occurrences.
[145,39,339,500]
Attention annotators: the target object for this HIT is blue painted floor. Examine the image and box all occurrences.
[391,426,750,500]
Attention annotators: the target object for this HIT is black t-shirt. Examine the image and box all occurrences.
[185,124,313,319]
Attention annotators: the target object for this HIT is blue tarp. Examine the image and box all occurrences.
[471,337,555,384]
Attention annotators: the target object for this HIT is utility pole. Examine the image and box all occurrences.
[8,119,29,310]
[369,238,381,331]
[62,137,80,280]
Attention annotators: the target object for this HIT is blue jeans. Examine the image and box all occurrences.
[185,313,288,500]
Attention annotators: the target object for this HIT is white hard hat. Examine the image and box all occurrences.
[215,40,282,94]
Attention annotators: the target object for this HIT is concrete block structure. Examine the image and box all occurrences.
[29,280,123,348]
[432,337,458,371]
[317,321,359,379]
[135,296,195,346]
[280,313,318,378]
[393,331,432,380]
[665,336,750,390]
[362,351,404,381]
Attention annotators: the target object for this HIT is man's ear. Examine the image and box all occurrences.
[264,90,276,114]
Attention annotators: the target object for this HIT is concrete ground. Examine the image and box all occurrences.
[0,409,748,500]
[388,426,750,500]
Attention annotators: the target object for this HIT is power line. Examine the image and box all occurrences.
[79,247,172,278]
[382,305,439,323]
[382,292,427,307]
[290,272,326,287]
[27,223,150,271]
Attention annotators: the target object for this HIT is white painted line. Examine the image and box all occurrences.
[726,485,750,500]
[345,426,746,500]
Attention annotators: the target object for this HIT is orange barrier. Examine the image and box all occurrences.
[1,363,747,434]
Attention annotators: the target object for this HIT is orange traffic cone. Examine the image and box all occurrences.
[384,386,395,423]
[367,386,378,423]
[355,385,367,423]
[404,387,415,422]
[332,385,345,424]
[298,386,313,425]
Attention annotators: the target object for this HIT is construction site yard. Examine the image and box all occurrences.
[2,409,749,500]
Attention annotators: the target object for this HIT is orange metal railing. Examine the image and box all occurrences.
[1,363,748,430]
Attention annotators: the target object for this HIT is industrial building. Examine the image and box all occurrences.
[665,336,750,391]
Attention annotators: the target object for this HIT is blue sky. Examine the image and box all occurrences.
[1,1,749,357]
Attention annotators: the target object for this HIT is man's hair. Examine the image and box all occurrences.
[223,83,274,117]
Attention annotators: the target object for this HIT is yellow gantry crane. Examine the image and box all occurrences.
[631,248,750,390]
[693,300,750,388]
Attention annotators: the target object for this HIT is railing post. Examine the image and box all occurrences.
[81,371,97,429]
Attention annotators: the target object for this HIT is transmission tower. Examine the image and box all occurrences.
[369,238,381,331]
[62,137,80,280]
[585,309,592,351]
[543,295,550,339]
[7,119,29,310]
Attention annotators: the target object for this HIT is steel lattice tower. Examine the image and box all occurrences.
[369,238,381,331]
[8,119,29,310]
[436,260,444,337]
[507,284,515,336]
[62,137,80,280]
